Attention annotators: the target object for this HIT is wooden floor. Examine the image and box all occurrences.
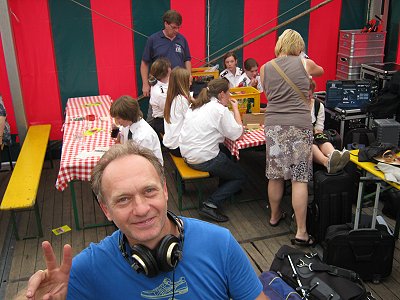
[0,149,399,299]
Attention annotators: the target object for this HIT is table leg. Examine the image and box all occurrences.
[70,181,81,230]
[70,180,113,230]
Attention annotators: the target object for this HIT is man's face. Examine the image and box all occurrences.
[164,22,180,39]
[99,154,169,248]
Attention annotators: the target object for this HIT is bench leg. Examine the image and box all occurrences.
[10,210,20,240]
[34,202,43,238]
[176,172,184,211]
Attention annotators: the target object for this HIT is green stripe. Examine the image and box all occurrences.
[278,0,310,52]
[132,0,170,116]
[49,0,98,111]
[385,0,400,62]
[340,0,368,30]
[209,0,244,68]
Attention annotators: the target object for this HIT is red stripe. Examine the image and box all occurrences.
[308,0,342,91]
[91,0,137,98]
[243,0,279,103]
[0,36,16,133]
[8,0,63,139]
[397,25,400,64]
[171,0,206,67]
[243,0,278,66]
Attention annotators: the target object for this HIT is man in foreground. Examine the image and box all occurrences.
[23,142,267,299]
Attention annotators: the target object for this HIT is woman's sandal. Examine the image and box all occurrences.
[269,211,287,227]
[291,235,315,247]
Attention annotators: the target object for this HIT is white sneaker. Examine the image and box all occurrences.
[336,149,350,172]
[327,150,341,174]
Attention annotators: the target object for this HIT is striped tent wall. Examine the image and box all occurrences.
[0,0,399,140]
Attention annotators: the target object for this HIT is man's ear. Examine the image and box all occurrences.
[99,201,113,222]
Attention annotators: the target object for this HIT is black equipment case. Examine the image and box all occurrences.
[322,179,395,283]
[308,170,355,243]
[361,62,400,91]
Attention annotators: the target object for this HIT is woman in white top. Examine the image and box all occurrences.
[149,58,171,136]
[180,78,245,223]
[219,51,243,88]
[163,67,191,157]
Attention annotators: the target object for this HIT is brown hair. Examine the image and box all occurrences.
[110,95,143,123]
[191,78,229,109]
[165,67,191,124]
[163,10,182,26]
[92,142,165,204]
[222,51,238,69]
[149,57,171,85]
[274,29,305,57]
[243,58,258,71]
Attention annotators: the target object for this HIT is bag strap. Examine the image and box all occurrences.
[311,262,360,282]
[270,59,309,103]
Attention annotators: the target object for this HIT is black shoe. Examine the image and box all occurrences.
[199,205,229,222]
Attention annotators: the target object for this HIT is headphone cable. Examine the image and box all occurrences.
[172,268,176,299]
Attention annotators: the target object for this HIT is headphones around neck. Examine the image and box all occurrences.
[119,211,184,278]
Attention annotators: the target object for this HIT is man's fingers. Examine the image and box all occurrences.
[26,270,46,298]
[42,241,58,271]
[60,244,73,274]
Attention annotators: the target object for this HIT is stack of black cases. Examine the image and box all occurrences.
[320,100,369,142]
[308,170,354,243]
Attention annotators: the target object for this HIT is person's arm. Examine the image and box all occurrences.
[140,60,150,97]
[0,116,6,145]
[184,60,192,73]
[229,98,243,126]
[22,241,72,300]
[304,58,324,77]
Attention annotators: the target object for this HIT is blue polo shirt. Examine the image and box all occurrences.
[142,30,191,68]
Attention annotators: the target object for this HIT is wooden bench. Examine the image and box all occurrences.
[0,124,51,240]
[169,153,210,211]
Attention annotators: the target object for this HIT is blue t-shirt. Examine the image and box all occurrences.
[142,30,191,68]
[68,217,262,299]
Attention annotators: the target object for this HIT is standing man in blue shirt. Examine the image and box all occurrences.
[140,10,192,97]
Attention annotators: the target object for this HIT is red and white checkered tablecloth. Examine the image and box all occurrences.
[56,95,114,191]
[224,126,265,160]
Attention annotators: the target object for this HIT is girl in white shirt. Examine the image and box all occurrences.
[219,51,243,88]
[180,78,245,223]
[149,58,171,136]
[163,67,191,157]
[237,58,263,92]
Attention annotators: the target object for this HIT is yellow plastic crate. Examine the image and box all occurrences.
[191,67,219,80]
[229,86,261,114]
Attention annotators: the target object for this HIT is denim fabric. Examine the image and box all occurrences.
[188,151,246,206]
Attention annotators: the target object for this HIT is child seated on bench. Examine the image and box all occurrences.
[310,80,349,173]
[110,95,163,166]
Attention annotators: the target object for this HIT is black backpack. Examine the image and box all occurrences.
[343,128,376,150]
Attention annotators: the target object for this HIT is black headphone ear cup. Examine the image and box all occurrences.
[131,244,159,278]
[156,234,181,272]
